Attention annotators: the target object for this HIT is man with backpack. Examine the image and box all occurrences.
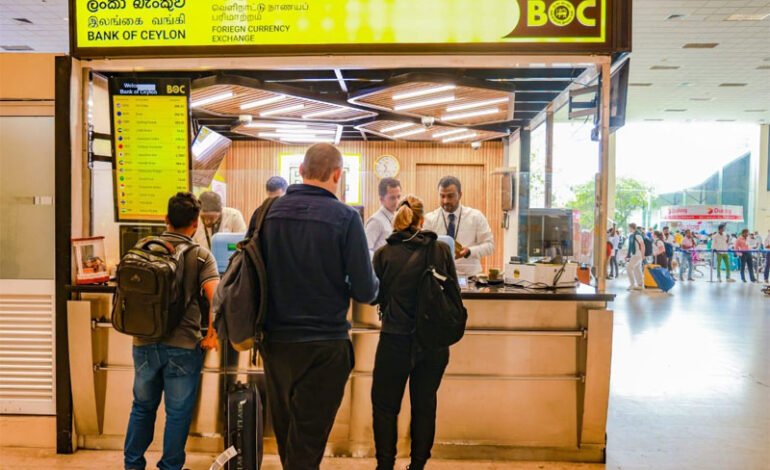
[662,226,675,273]
[120,192,220,470]
[260,143,379,469]
[626,223,646,291]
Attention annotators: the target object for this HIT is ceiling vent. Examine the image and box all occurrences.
[650,65,680,70]
[12,18,33,25]
[690,98,714,102]
[629,83,653,87]
[682,43,719,49]
[666,14,686,20]
[745,109,767,113]
[716,119,736,122]
[664,109,687,112]
[1,45,34,51]
[644,118,664,122]
[719,83,748,87]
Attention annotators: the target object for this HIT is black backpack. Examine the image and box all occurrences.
[413,241,468,350]
[112,237,198,341]
[213,196,278,352]
[642,234,653,257]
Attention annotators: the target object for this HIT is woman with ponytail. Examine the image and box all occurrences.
[371,195,458,470]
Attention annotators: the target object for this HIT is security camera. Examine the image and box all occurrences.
[471,141,482,150]
[238,114,253,124]
[421,116,436,128]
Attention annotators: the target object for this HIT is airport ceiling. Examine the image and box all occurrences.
[1,0,768,126]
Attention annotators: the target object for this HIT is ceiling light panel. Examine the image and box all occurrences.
[191,83,377,122]
[381,122,414,133]
[350,80,514,126]
[442,108,501,121]
[191,92,234,108]
[442,132,478,143]
[355,120,507,143]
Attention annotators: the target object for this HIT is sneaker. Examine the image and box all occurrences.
[688,278,695,281]
[727,278,736,283]
[633,286,644,291]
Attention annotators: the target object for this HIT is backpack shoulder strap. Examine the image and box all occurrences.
[250,196,279,241]
[178,243,201,307]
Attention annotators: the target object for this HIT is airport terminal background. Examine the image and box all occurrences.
[0,1,769,469]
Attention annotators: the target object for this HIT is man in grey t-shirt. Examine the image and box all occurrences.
[124,192,220,470]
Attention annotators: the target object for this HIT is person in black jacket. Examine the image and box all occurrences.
[371,195,458,470]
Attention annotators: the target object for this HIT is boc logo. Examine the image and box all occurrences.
[527,0,597,28]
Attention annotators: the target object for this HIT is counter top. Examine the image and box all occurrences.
[67,283,614,302]
[461,283,614,302]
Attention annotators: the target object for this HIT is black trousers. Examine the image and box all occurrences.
[262,340,353,470]
[371,333,449,470]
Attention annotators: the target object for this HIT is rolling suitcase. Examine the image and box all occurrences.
[649,266,676,293]
[225,381,264,470]
[643,264,661,288]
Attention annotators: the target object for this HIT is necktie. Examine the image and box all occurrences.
[447,213,456,239]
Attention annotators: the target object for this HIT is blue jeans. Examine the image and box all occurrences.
[124,344,203,470]
[679,251,694,280]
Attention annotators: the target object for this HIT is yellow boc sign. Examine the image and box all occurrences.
[528,0,598,27]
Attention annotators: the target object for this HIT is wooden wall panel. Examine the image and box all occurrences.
[224,141,505,271]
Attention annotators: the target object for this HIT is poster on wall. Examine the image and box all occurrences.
[279,153,361,205]
[109,77,191,222]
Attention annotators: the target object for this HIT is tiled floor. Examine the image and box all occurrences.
[1,279,768,469]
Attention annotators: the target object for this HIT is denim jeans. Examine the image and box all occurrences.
[679,251,694,280]
[124,344,203,470]
[739,253,756,283]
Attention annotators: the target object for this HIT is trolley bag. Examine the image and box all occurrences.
[643,264,660,289]
[649,266,676,293]
[225,381,264,470]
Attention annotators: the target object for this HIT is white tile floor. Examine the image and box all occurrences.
[2,279,768,469]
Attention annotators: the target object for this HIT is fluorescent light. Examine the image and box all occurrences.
[302,107,349,119]
[274,129,337,135]
[393,84,455,100]
[279,136,336,143]
[432,128,468,138]
[726,13,770,21]
[446,97,509,113]
[259,132,318,139]
[246,123,307,129]
[240,95,285,110]
[335,125,343,144]
[442,132,478,143]
[260,104,305,117]
[442,108,500,121]
[381,122,414,133]
[394,95,455,111]
[191,92,233,108]
[393,128,428,139]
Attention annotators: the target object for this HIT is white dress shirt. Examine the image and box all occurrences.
[193,206,247,250]
[365,206,395,255]
[710,232,729,252]
[423,205,494,276]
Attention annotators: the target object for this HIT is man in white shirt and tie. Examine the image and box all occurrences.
[365,177,401,255]
[424,176,495,277]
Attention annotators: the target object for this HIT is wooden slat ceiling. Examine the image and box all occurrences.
[191,84,376,123]
[349,81,515,126]
[231,120,341,145]
[357,120,508,144]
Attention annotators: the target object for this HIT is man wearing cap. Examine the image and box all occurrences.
[193,191,247,251]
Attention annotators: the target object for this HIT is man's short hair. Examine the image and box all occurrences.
[663,226,669,230]
[301,143,343,181]
[266,176,289,193]
[718,223,726,230]
[167,192,201,229]
[199,191,222,213]
[629,223,637,230]
[438,175,462,193]
[378,177,401,198]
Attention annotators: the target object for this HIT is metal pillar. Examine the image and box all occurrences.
[594,63,611,293]
[545,106,554,208]
[518,129,532,261]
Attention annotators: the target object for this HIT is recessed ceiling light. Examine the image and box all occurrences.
[393,95,455,112]
[442,108,500,121]
[393,85,455,101]
[719,83,747,87]
[726,13,770,21]
[432,128,469,138]
[381,122,414,133]
[190,92,233,108]
[279,136,336,144]
[301,107,349,119]
[260,104,305,117]
[664,109,687,112]
[682,43,719,49]
[1,45,34,51]
[666,14,686,20]
[629,83,653,87]
[240,95,285,110]
[650,65,680,70]
[246,123,308,129]
[446,97,509,113]
[745,109,767,113]
[442,132,478,144]
[13,18,33,25]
